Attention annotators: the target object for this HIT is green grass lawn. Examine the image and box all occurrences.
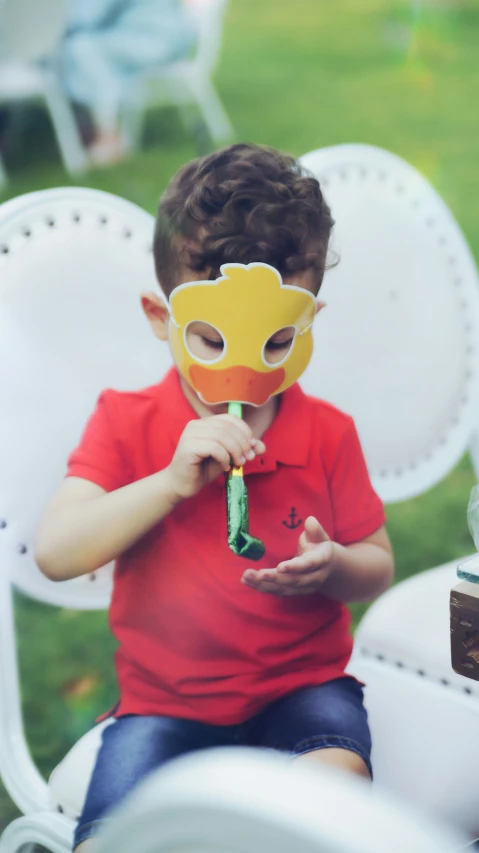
[2,0,479,834]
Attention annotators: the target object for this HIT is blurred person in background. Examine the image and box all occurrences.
[60,0,197,165]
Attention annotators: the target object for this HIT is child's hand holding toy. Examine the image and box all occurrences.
[166,415,265,501]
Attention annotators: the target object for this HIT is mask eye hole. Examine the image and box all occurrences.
[262,326,296,366]
[185,321,226,364]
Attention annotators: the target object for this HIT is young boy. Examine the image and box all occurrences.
[35,143,393,852]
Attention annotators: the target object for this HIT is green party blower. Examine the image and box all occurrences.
[226,402,265,560]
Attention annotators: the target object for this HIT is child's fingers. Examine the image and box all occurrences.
[277,543,331,573]
[194,440,232,472]
[207,419,257,453]
[242,567,327,589]
[251,439,266,455]
[303,516,330,543]
[220,414,256,441]
[241,572,289,595]
[219,434,249,467]
[242,569,283,589]
[296,520,328,554]
[221,413,253,433]
[198,421,265,466]
[183,418,265,468]
[241,569,323,596]
[193,423,252,466]
[244,580,288,595]
[216,416,266,456]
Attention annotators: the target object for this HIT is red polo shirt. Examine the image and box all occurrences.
[67,368,385,725]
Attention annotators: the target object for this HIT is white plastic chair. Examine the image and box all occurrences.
[299,144,479,837]
[0,0,88,187]
[93,748,466,853]
[1,146,479,850]
[0,186,170,852]
[120,0,234,151]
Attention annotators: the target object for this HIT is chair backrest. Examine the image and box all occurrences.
[0,0,67,62]
[299,144,479,503]
[184,0,229,74]
[0,188,172,610]
[94,747,466,853]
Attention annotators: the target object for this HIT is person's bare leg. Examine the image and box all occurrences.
[75,840,97,852]
[88,129,127,165]
[295,747,371,780]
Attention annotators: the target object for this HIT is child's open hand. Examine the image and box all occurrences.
[241,516,335,596]
[166,415,265,501]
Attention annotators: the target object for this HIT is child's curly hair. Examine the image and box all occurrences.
[154,143,334,296]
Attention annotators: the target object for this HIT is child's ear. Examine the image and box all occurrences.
[316,300,326,315]
[141,291,169,341]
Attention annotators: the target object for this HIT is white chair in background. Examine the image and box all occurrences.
[0,0,89,187]
[93,748,466,853]
[120,0,234,151]
[299,143,479,838]
[1,141,479,850]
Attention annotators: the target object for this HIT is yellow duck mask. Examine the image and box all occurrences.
[168,262,317,406]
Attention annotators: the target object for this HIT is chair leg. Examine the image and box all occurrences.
[469,430,479,483]
[43,83,90,176]
[0,813,73,853]
[187,74,234,145]
[0,152,7,189]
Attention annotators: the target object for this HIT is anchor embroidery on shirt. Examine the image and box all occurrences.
[282,507,302,530]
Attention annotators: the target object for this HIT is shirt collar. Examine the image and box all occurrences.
[157,368,312,471]
[254,382,312,471]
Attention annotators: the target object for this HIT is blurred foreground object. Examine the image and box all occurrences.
[0,0,89,187]
[1,142,479,850]
[60,0,233,164]
[92,748,466,853]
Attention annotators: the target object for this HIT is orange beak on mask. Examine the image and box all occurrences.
[167,262,317,407]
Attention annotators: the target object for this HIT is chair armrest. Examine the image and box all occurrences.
[0,570,49,814]
[0,810,74,853]
[353,558,465,684]
[348,559,479,837]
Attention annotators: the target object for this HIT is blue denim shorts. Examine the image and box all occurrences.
[73,677,371,850]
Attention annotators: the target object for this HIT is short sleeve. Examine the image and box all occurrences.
[66,392,132,492]
[329,418,386,545]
